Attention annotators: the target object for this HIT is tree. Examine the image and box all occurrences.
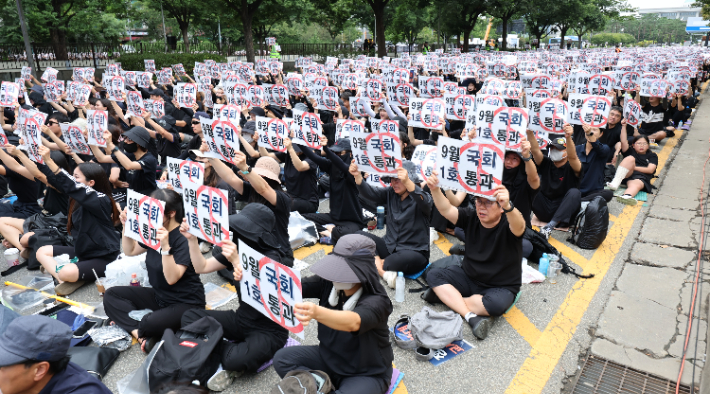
[387,0,428,52]
[309,0,355,41]
[549,0,586,49]
[360,0,392,57]
[432,0,487,52]
[523,0,556,48]
[220,0,267,62]
[488,0,524,50]
[146,0,204,52]
[571,2,606,48]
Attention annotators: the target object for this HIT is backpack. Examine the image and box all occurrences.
[148,316,223,391]
[523,227,593,279]
[409,306,463,349]
[270,370,334,394]
[567,196,609,250]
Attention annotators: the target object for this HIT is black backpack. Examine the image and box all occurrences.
[567,196,609,250]
[148,316,223,391]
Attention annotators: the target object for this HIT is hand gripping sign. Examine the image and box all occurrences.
[126,189,166,251]
[538,98,569,133]
[60,124,91,155]
[256,116,288,153]
[166,157,205,194]
[349,97,371,118]
[239,240,304,339]
[623,99,642,127]
[409,98,445,130]
[200,118,240,165]
[410,144,438,182]
[435,136,504,200]
[182,182,230,245]
[0,82,20,107]
[335,119,365,140]
[350,130,402,176]
[86,110,108,147]
[444,94,474,121]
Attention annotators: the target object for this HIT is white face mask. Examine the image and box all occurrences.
[549,149,566,162]
[333,282,355,291]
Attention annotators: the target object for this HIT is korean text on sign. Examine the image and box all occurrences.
[255,116,288,153]
[166,157,204,194]
[182,182,230,245]
[125,189,166,251]
[60,124,91,155]
[86,110,108,147]
[410,145,438,182]
[291,110,323,149]
[239,240,304,339]
[409,98,445,130]
[435,136,504,200]
[200,118,240,165]
[350,130,402,175]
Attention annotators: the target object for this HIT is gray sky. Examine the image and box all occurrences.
[627,0,695,10]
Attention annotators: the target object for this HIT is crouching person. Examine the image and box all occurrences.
[273,234,394,394]
[422,172,524,340]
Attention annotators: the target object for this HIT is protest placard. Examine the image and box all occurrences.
[60,123,91,155]
[41,67,58,82]
[247,84,264,107]
[44,81,63,103]
[349,97,372,117]
[418,76,444,98]
[623,99,642,127]
[641,78,668,98]
[410,144,438,182]
[239,240,304,338]
[125,91,144,117]
[137,72,152,89]
[503,81,522,100]
[335,119,366,140]
[409,98,445,130]
[146,99,165,118]
[577,95,612,127]
[122,71,137,87]
[350,131,402,175]
[21,67,31,80]
[216,104,242,124]
[73,84,92,107]
[435,136,504,199]
[444,94,474,121]
[0,82,20,107]
[616,71,639,91]
[23,112,47,164]
[477,107,528,152]
[365,79,384,102]
[316,86,339,111]
[292,110,322,149]
[172,64,187,76]
[587,74,615,95]
[145,60,156,72]
[183,182,230,245]
[125,189,166,251]
[176,83,197,108]
[538,98,569,133]
[166,157,205,193]
[256,116,288,152]
[200,118,240,165]
[107,76,125,102]
[388,82,415,108]
[86,110,107,147]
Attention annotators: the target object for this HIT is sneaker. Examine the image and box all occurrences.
[55,281,86,296]
[449,244,466,255]
[421,288,442,304]
[616,194,637,206]
[199,242,212,254]
[468,316,492,340]
[382,271,397,289]
[207,366,243,391]
[539,226,552,240]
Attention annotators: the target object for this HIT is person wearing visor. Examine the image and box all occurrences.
[349,160,432,288]
[0,316,113,394]
[301,137,366,244]
[91,126,158,195]
[180,204,289,391]
[273,234,394,394]
[529,124,581,239]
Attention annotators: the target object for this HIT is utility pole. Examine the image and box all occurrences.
[161,1,168,52]
[15,0,37,78]
[218,17,222,52]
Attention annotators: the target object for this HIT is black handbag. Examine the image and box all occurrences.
[66,347,120,380]
[22,213,73,270]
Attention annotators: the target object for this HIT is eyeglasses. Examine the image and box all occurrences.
[474,197,497,208]
[191,121,200,125]
[634,142,649,147]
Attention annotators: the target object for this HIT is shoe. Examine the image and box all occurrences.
[199,241,212,254]
[449,244,466,255]
[539,226,552,240]
[319,236,332,245]
[468,316,492,340]
[616,194,637,206]
[207,366,243,391]
[421,288,442,304]
[140,337,159,354]
[55,281,86,296]
[383,271,397,289]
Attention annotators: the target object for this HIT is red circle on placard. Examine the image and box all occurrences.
[301,113,321,149]
[492,107,528,150]
[137,196,164,250]
[265,118,287,151]
[363,130,402,174]
[421,99,442,129]
[453,142,504,197]
[581,96,611,128]
[193,185,230,245]
[539,98,568,133]
[257,258,304,335]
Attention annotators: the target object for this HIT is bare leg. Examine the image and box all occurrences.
[649,130,668,143]
[432,284,474,318]
[19,232,34,259]
[0,218,27,251]
[36,245,80,283]
[463,295,490,316]
[624,179,645,198]
[618,155,636,175]
[374,256,385,277]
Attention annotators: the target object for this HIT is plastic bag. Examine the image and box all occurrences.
[88,325,132,351]
[522,258,546,284]
[288,211,318,250]
[129,309,153,322]
[117,340,164,394]
[204,283,236,309]
[103,254,150,290]
[1,273,55,312]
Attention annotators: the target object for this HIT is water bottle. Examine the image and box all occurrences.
[678,121,683,130]
[130,273,141,287]
[538,253,549,277]
[376,206,385,230]
[395,272,405,302]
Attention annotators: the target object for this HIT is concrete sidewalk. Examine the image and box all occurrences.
[583,103,710,389]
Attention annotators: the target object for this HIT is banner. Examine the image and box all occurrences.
[86,110,108,147]
[409,98,445,130]
[350,131,402,175]
[435,136,504,199]
[182,182,230,245]
[166,157,205,194]
[126,189,166,251]
[255,116,288,152]
[60,123,91,155]
[238,240,304,339]
[200,118,240,165]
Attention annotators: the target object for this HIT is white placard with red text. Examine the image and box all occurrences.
[350,131,402,176]
[126,189,166,251]
[435,136,504,200]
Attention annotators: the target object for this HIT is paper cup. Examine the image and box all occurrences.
[4,248,20,268]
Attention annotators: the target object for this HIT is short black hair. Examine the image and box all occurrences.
[23,355,70,375]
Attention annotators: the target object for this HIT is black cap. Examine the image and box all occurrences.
[549,137,566,150]
[250,107,266,118]
[148,88,165,98]
[265,105,283,119]
[330,138,351,152]
[123,126,151,149]
[0,315,71,367]
[156,115,176,132]
[228,204,278,249]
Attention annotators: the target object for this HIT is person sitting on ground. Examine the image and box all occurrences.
[576,125,613,202]
[422,175,524,340]
[599,106,623,182]
[607,119,658,205]
[261,135,319,214]
[273,234,394,394]
[0,315,113,394]
[348,161,432,288]
[530,124,582,239]
[670,90,696,127]
[632,87,675,143]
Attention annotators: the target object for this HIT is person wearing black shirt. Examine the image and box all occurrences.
[576,125,612,202]
[105,189,204,352]
[633,88,674,143]
[350,161,432,287]
[671,91,696,126]
[600,107,623,182]
[302,137,366,244]
[275,136,319,214]
[530,125,582,239]
[273,234,394,394]
[180,204,289,392]
[177,112,211,160]
[141,113,182,164]
[0,146,41,221]
[607,119,659,205]
[423,175,525,340]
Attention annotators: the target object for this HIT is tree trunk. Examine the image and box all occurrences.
[373,1,386,57]
[241,5,256,63]
[179,23,190,52]
[463,30,470,52]
[50,28,68,60]
[501,17,509,50]
[559,26,568,49]
[535,33,543,49]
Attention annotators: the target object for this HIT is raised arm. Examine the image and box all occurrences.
[234,150,278,206]
[563,123,581,177]
[425,171,459,225]
[104,131,143,171]
[284,136,311,172]
[619,118,630,153]
[180,219,237,274]
[6,145,48,185]
[520,136,540,190]
[0,146,34,181]
[526,129,544,164]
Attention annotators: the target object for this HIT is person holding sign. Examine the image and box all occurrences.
[0,145,42,220]
[423,177,524,340]
[105,189,205,353]
[91,126,158,195]
[529,124,582,240]
[273,234,394,394]
[670,91,696,127]
[274,136,319,214]
[138,113,182,163]
[606,120,658,205]
[349,161,432,287]
[633,87,674,143]
[575,125,613,202]
[34,146,121,296]
[180,204,290,391]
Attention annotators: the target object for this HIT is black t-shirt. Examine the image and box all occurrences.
[142,227,205,308]
[156,130,182,163]
[640,103,665,133]
[456,207,523,293]
[503,167,538,228]
[536,156,579,200]
[124,152,157,195]
[2,166,40,205]
[600,123,621,162]
[277,152,319,205]
[43,185,69,215]
[622,147,658,179]
[241,184,293,257]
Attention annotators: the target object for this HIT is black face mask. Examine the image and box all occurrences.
[123,142,138,153]
[339,152,352,164]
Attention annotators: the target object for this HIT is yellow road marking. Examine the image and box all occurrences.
[505,130,682,394]
[433,232,453,256]
[702,80,709,93]
[548,238,591,273]
[293,243,333,261]
[504,306,542,346]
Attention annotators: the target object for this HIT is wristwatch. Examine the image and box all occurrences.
[111,146,119,153]
[240,166,252,175]
[522,153,533,162]
[502,201,515,213]
[160,247,172,256]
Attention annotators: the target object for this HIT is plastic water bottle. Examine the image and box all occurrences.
[395,272,405,302]
[130,273,141,287]
[376,206,385,230]
[538,253,549,277]
[678,121,684,130]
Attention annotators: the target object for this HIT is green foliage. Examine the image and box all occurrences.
[602,14,688,44]
[117,53,226,74]
[590,32,635,45]
[386,0,428,48]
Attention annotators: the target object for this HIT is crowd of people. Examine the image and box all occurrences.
[0,45,706,394]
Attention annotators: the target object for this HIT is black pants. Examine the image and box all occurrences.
[52,245,118,281]
[532,189,581,227]
[302,213,362,244]
[672,110,691,125]
[103,286,203,338]
[273,345,392,394]
[427,265,516,316]
[291,198,318,215]
[582,189,613,202]
[356,231,429,275]
[181,309,288,373]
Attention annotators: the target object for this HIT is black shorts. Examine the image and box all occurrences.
[623,172,654,193]
[427,265,517,316]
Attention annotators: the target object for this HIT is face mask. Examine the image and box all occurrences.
[123,142,138,153]
[333,282,355,291]
[340,152,352,164]
[549,149,566,162]
[242,133,254,143]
